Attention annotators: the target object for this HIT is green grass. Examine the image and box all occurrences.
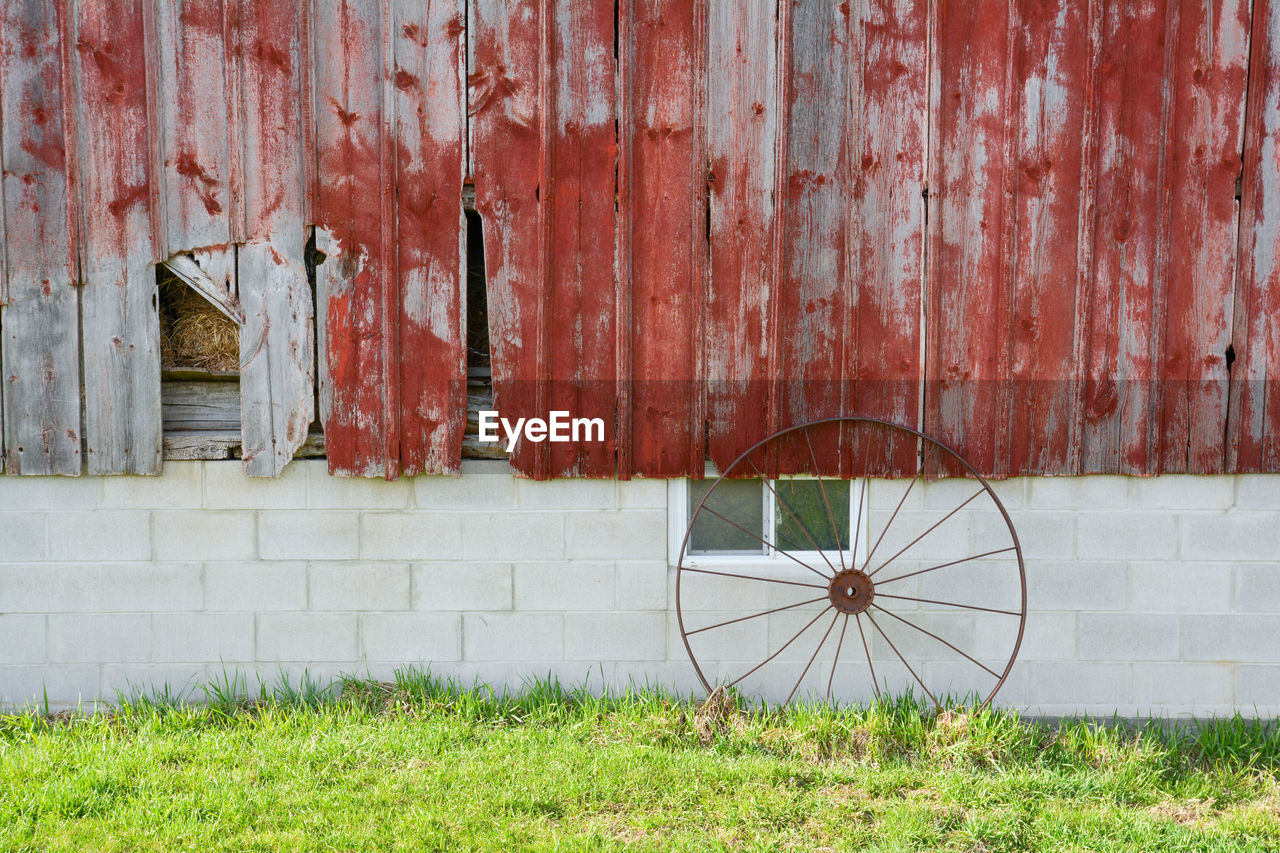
[2,672,1279,851]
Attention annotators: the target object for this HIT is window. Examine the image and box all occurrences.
[668,471,868,567]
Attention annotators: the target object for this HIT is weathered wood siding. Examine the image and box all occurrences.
[0,0,1277,479]
[0,0,82,476]
[470,0,618,478]
[70,0,164,475]
[315,0,467,479]
[1230,0,1280,472]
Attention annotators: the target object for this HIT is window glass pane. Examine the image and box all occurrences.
[774,479,850,552]
[688,478,765,554]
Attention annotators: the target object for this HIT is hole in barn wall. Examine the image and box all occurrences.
[158,265,240,376]
[157,262,242,459]
[464,208,503,460]
[466,209,490,375]
[305,228,325,446]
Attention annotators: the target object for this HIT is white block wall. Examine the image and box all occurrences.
[0,460,1277,717]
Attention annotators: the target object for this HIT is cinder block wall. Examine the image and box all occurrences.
[0,460,1277,717]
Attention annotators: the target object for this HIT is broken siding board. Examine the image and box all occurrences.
[153,0,233,255]
[394,0,467,476]
[163,254,242,323]
[778,0,927,477]
[1229,0,1280,472]
[1155,0,1250,473]
[313,0,394,478]
[0,0,82,476]
[70,0,163,476]
[705,0,780,473]
[237,245,313,478]
[622,0,706,478]
[235,2,313,478]
[469,0,552,479]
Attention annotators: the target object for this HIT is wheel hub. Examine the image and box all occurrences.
[828,569,874,614]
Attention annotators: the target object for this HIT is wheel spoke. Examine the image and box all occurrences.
[681,566,829,590]
[855,613,880,701]
[786,610,841,704]
[871,604,1002,679]
[874,591,1022,617]
[865,610,940,710]
[803,430,846,571]
[749,459,839,575]
[868,488,985,577]
[862,471,919,571]
[826,614,851,701]
[685,595,830,637]
[730,606,832,688]
[852,476,867,568]
[700,505,831,580]
[874,547,1018,586]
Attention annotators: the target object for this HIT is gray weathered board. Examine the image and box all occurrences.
[0,0,82,476]
[160,377,501,461]
[0,1,316,479]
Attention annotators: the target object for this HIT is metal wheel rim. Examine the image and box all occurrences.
[675,416,1027,711]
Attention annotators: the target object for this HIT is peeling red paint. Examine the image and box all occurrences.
[316,0,466,478]
[2,1,1280,480]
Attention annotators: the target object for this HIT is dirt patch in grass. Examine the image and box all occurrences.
[1148,797,1218,827]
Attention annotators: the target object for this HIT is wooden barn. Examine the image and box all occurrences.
[0,0,1278,715]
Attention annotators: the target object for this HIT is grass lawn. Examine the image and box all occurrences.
[2,674,1279,851]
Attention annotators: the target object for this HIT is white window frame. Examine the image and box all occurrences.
[667,468,868,569]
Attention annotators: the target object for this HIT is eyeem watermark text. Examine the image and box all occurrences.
[477,411,606,452]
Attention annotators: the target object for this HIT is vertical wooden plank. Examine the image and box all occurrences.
[70,0,162,475]
[313,0,395,477]
[0,0,82,476]
[996,0,1093,476]
[622,0,706,478]
[470,0,547,477]
[1077,0,1168,474]
[235,0,314,477]
[153,0,233,255]
[545,0,617,477]
[924,0,1014,477]
[395,0,468,476]
[471,0,618,479]
[1155,0,1249,473]
[774,0,842,475]
[1229,0,1280,472]
[778,0,927,477]
[705,0,779,473]
[852,0,929,475]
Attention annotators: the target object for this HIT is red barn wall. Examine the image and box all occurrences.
[1,0,1277,479]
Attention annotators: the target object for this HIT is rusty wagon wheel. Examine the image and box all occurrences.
[675,417,1026,711]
